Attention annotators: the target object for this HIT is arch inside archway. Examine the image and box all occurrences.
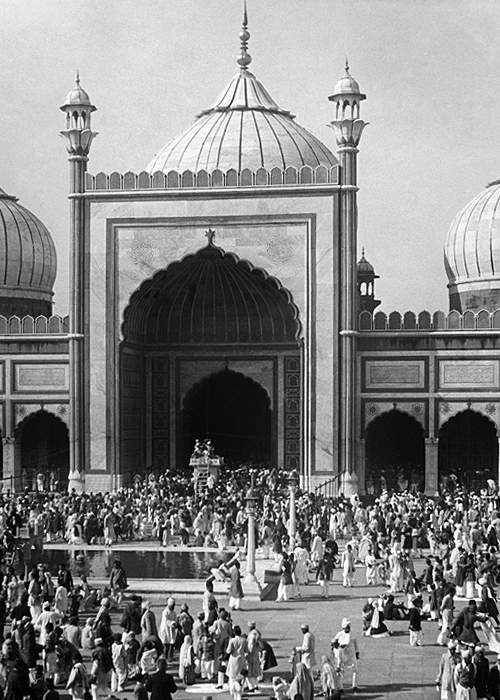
[365,409,425,492]
[15,410,69,490]
[180,369,272,465]
[438,409,498,491]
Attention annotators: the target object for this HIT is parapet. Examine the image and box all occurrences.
[359,309,500,331]
[0,315,69,335]
[84,165,339,192]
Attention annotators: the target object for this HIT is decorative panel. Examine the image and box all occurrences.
[14,363,69,393]
[284,355,301,471]
[120,351,144,475]
[438,360,500,390]
[438,401,499,429]
[363,400,427,433]
[363,359,426,391]
[151,357,169,468]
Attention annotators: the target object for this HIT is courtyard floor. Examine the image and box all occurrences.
[66,549,485,700]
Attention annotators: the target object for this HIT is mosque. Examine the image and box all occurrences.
[1,10,500,495]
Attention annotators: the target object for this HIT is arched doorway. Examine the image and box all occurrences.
[365,409,425,492]
[438,409,498,491]
[15,411,69,490]
[181,369,271,465]
[120,238,301,476]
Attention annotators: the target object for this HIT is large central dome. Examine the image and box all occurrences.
[146,13,336,174]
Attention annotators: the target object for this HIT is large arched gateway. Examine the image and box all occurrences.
[119,238,302,478]
[365,409,425,492]
[438,409,498,491]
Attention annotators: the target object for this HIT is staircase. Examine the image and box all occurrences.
[194,465,209,496]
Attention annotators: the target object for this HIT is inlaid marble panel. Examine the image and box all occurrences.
[439,360,500,390]
[14,364,69,393]
[364,360,426,390]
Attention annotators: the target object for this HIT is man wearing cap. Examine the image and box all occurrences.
[295,624,316,671]
[435,640,458,700]
[331,618,359,692]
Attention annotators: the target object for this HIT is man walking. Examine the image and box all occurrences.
[295,624,316,671]
[331,618,360,691]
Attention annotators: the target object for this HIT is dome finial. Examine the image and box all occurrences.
[345,56,350,74]
[237,0,252,70]
[361,246,365,258]
[75,68,80,86]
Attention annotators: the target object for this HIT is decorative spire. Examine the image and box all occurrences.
[205,228,216,246]
[237,0,252,70]
[361,246,365,257]
[75,68,80,86]
[345,57,350,74]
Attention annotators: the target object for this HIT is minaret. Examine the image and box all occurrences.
[357,248,381,314]
[329,60,368,494]
[59,72,97,492]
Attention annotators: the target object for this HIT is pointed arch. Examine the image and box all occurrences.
[122,241,302,345]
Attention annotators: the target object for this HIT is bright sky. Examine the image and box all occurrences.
[0,0,498,314]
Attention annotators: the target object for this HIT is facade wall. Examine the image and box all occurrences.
[357,325,500,494]
[85,186,340,491]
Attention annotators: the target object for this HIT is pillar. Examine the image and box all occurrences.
[245,509,256,583]
[329,67,367,496]
[425,437,439,496]
[356,438,366,495]
[60,76,97,492]
[288,487,296,544]
[2,437,16,492]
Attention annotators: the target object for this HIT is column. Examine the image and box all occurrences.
[68,154,88,489]
[2,437,16,492]
[424,437,439,496]
[288,487,296,543]
[339,146,359,495]
[356,438,366,495]
[245,509,256,582]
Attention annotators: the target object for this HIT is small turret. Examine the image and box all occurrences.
[59,71,97,157]
[329,59,367,151]
[357,248,381,313]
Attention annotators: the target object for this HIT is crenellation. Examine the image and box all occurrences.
[359,308,500,331]
[0,314,69,335]
[84,165,340,191]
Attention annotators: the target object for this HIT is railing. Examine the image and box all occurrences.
[314,472,343,499]
[0,315,69,335]
[85,165,339,192]
[359,308,500,332]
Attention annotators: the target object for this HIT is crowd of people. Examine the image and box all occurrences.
[0,465,499,698]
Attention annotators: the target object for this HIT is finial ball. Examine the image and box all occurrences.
[237,52,252,68]
[239,29,250,42]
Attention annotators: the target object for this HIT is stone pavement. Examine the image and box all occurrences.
[92,568,486,700]
[42,543,497,698]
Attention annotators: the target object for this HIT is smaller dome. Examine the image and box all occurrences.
[329,61,366,102]
[357,249,376,276]
[61,72,94,110]
[334,74,361,96]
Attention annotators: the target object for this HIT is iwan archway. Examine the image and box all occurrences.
[120,239,302,478]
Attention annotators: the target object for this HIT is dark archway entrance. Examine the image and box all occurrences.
[438,410,498,491]
[16,411,69,490]
[181,369,272,465]
[365,409,425,492]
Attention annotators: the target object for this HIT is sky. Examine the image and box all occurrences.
[0,0,499,314]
